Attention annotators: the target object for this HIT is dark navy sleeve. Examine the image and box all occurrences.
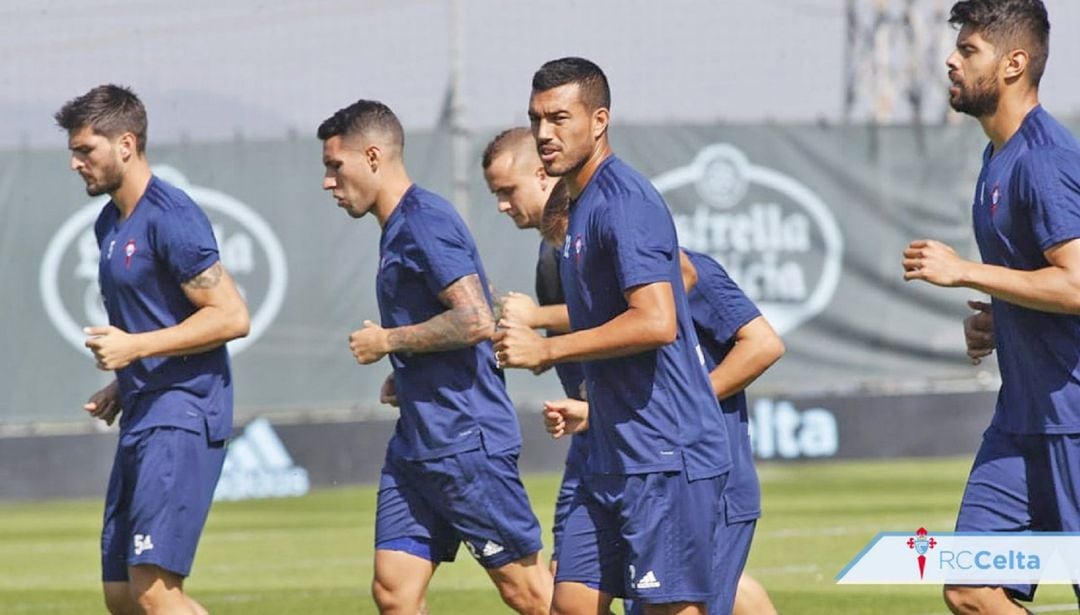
[688,252,761,346]
[600,193,677,292]
[1016,148,1080,251]
[154,202,220,284]
[406,206,478,295]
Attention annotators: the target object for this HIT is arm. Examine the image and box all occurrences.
[85,262,251,370]
[500,291,571,333]
[494,281,676,370]
[348,273,495,364]
[708,316,784,400]
[903,238,1080,314]
[542,398,590,439]
[83,379,121,425]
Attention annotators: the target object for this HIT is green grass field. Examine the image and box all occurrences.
[2,457,1077,614]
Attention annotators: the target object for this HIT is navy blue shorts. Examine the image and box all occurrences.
[552,436,588,563]
[624,496,753,615]
[555,470,726,605]
[955,425,1080,601]
[101,426,226,581]
[375,447,543,569]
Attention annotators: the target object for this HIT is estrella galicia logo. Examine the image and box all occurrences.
[653,144,843,334]
[39,165,287,356]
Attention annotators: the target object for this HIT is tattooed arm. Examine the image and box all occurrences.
[85,261,251,370]
[348,273,495,364]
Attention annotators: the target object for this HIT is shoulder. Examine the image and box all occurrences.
[142,177,207,222]
[400,186,463,227]
[590,157,664,207]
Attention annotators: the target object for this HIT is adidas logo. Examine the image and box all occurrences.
[634,570,661,590]
[213,418,311,501]
[473,540,501,557]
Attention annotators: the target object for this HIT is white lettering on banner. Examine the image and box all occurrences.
[749,398,839,459]
[39,165,287,356]
[653,144,843,335]
[837,532,1080,584]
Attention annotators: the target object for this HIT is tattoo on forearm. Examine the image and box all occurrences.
[387,274,495,353]
[183,262,224,290]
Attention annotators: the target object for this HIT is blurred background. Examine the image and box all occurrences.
[3,0,1080,500]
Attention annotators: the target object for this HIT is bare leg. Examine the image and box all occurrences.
[485,551,554,615]
[733,573,777,615]
[128,564,204,614]
[551,581,614,615]
[372,549,437,615]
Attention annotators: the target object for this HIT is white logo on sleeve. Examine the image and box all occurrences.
[634,570,661,589]
[133,534,154,555]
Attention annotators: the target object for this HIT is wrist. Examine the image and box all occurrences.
[382,327,398,354]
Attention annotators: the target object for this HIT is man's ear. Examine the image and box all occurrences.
[535,165,549,190]
[1002,48,1029,82]
[591,107,609,140]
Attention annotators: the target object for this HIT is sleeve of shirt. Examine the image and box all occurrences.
[600,192,677,292]
[154,201,220,284]
[406,205,478,296]
[689,253,761,345]
[1017,148,1080,251]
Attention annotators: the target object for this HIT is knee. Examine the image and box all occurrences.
[497,582,545,614]
[372,576,421,614]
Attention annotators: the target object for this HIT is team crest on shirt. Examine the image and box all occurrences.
[990,183,1001,215]
[123,239,137,268]
[572,235,585,266]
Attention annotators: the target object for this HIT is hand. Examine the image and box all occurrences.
[349,320,390,364]
[84,380,122,426]
[492,320,550,370]
[902,239,973,287]
[379,373,399,407]
[500,292,540,328]
[543,398,590,438]
[84,326,142,370]
[964,300,995,365]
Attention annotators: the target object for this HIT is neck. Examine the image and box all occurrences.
[111,160,153,218]
[565,140,613,200]
[979,88,1040,153]
[372,165,413,227]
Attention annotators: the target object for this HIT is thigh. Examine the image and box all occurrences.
[555,475,625,597]
[374,455,459,564]
[102,443,133,582]
[422,448,544,569]
[553,438,589,563]
[955,426,1036,600]
[127,427,225,577]
[710,517,756,615]
[620,472,724,607]
[1044,433,1080,599]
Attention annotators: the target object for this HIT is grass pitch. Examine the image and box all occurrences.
[2,457,1077,614]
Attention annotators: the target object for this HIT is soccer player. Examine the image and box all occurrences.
[902,1,1080,612]
[493,57,734,615]
[543,246,784,615]
[481,127,587,577]
[55,84,250,615]
[316,100,552,615]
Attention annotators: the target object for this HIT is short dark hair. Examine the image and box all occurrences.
[316,99,405,152]
[54,84,148,153]
[531,57,611,112]
[949,0,1050,86]
[481,127,532,170]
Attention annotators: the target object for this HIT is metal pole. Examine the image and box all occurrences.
[449,0,470,223]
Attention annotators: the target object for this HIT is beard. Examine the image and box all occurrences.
[949,73,1000,118]
[84,159,124,197]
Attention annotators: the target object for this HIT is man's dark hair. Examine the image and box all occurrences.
[531,57,611,112]
[54,84,148,153]
[316,99,405,152]
[949,0,1050,86]
[481,127,532,170]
